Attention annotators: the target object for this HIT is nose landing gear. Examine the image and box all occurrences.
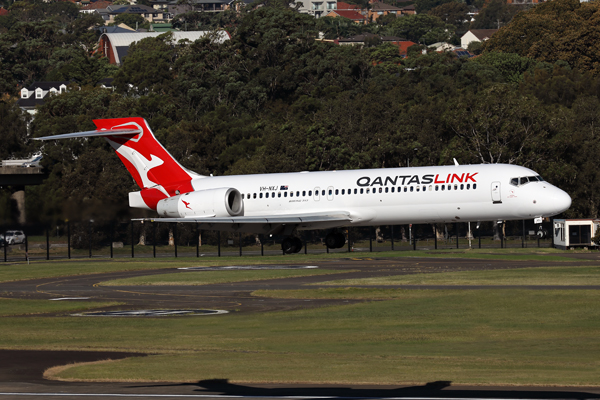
[281,236,303,254]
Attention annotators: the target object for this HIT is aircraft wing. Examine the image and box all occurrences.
[135,211,353,235]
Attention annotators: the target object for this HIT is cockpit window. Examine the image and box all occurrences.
[511,176,543,187]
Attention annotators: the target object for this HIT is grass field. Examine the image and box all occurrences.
[1,251,600,385]
[10,289,596,385]
[99,269,350,286]
[314,265,600,286]
[0,248,583,283]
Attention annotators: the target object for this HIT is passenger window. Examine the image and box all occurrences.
[296,191,299,197]
[378,187,382,193]
[454,184,458,190]
[341,189,345,195]
[272,192,275,198]
[404,187,407,192]
[366,188,370,194]
[410,187,414,192]
[390,187,394,193]
[242,194,245,199]
[435,185,438,191]
[303,191,306,196]
[416,187,420,192]
[322,190,325,196]
[354,189,358,194]
[460,184,464,190]
[422,186,426,191]
[467,184,470,189]
[441,185,445,191]
[360,188,364,194]
[308,190,312,196]
[473,184,477,189]
[429,185,432,191]
[253,193,257,199]
[265,193,269,198]
[289,192,292,197]
[259,193,263,198]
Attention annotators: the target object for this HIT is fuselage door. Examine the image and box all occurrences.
[491,181,502,204]
[327,186,334,201]
[314,187,320,202]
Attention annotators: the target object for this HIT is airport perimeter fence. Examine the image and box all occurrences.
[1,219,554,262]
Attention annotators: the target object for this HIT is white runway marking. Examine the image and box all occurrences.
[49,297,90,301]
[179,266,318,271]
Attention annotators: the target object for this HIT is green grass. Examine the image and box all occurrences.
[0,248,582,283]
[0,298,122,317]
[2,289,598,385]
[99,269,350,286]
[314,265,600,287]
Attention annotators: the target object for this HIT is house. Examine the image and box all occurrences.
[17,82,70,116]
[294,0,338,18]
[460,29,498,49]
[367,1,403,21]
[324,9,367,23]
[398,4,415,15]
[0,6,9,16]
[336,1,360,10]
[80,0,113,14]
[97,4,171,25]
[99,31,230,65]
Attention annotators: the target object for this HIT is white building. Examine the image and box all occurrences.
[17,82,69,116]
[553,219,600,250]
[294,0,337,18]
[460,29,498,49]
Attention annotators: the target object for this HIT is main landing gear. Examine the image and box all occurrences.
[281,236,303,254]
[325,231,346,249]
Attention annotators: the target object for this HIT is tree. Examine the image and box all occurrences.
[428,1,470,37]
[414,0,455,14]
[386,14,454,44]
[0,100,31,161]
[483,0,600,76]
[469,0,519,30]
[473,52,537,83]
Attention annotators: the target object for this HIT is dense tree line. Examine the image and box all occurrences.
[1,0,599,225]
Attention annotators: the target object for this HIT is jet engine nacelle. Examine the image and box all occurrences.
[156,188,244,218]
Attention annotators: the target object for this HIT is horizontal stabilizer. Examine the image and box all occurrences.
[34,129,142,141]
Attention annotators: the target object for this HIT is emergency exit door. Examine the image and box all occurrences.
[491,181,502,203]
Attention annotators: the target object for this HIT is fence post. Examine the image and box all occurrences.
[25,229,28,262]
[304,234,308,254]
[261,234,264,256]
[434,225,437,250]
[455,222,459,249]
[67,221,71,259]
[196,224,199,258]
[522,220,525,248]
[131,221,134,258]
[370,227,373,252]
[46,229,50,261]
[153,222,156,258]
[391,226,394,251]
[413,225,417,250]
[89,220,93,258]
[239,232,242,257]
[500,222,504,249]
[478,226,481,249]
[3,231,6,262]
[218,231,221,257]
[110,223,113,259]
[174,223,178,258]
[347,229,351,252]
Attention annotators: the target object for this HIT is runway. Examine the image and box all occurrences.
[1,255,600,399]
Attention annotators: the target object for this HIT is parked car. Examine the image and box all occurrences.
[4,230,26,245]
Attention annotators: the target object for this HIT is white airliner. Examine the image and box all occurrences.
[36,117,571,253]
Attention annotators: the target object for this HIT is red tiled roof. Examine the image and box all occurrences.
[397,40,417,55]
[0,7,9,15]
[329,9,366,20]
[81,0,113,9]
[336,1,361,10]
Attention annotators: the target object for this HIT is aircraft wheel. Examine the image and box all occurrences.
[325,233,338,249]
[282,237,295,254]
[334,232,346,248]
[292,237,303,253]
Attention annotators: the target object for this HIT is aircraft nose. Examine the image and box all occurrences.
[550,187,571,215]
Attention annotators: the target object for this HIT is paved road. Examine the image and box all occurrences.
[1,255,600,399]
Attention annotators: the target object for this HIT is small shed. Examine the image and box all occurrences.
[553,219,599,249]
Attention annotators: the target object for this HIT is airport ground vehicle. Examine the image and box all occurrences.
[3,230,26,245]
